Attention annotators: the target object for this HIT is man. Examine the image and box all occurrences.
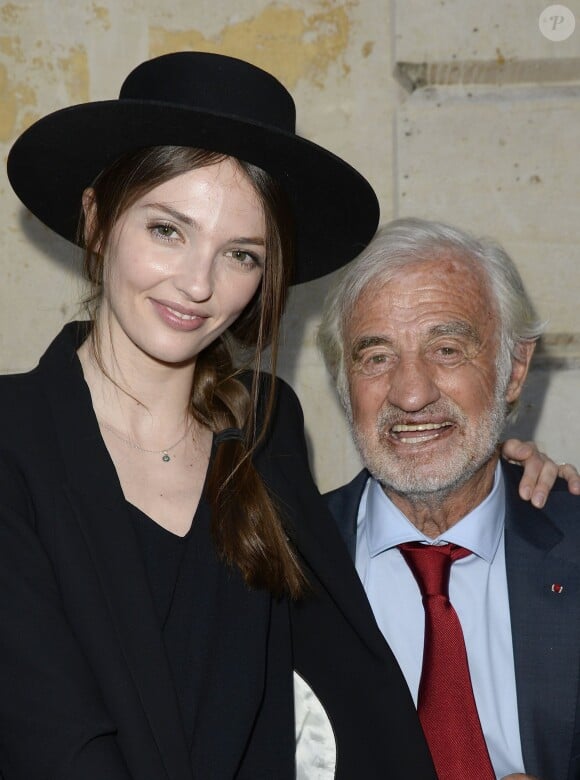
[317,218,580,780]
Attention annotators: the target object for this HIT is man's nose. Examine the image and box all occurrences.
[386,354,440,412]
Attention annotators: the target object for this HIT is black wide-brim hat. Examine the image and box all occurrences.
[7,51,379,285]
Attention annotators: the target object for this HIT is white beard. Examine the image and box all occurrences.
[351,380,507,502]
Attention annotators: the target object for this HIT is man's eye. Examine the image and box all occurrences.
[433,345,468,364]
[358,352,390,375]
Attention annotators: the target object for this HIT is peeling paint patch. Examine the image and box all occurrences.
[362,41,374,58]
[57,46,89,103]
[91,3,111,30]
[0,3,21,25]
[150,2,353,89]
[19,109,41,129]
[0,34,24,61]
[0,63,37,141]
[0,63,17,140]
[31,55,55,72]
[0,37,89,140]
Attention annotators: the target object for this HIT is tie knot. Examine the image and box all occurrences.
[398,542,471,598]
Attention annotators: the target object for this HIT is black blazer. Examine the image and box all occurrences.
[0,323,299,780]
[0,323,436,779]
[326,463,580,780]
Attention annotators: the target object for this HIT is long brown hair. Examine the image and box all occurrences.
[80,146,305,598]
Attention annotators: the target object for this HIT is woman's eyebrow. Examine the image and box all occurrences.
[141,202,200,228]
[229,237,266,246]
[141,204,265,246]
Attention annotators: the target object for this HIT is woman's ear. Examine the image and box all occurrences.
[81,187,100,249]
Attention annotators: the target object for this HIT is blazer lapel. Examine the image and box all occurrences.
[285,466,395,663]
[504,466,580,780]
[39,325,192,780]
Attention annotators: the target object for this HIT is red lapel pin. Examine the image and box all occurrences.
[551,583,564,594]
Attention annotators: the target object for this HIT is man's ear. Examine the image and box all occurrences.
[81,187,100,249]
[505,340,536,404]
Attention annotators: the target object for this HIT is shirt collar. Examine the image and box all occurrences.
[361,461,505,563]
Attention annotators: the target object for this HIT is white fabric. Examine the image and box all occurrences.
[294,671,336,779]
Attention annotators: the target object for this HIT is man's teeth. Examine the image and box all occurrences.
[392,422,451,432]
[389,422,452,445]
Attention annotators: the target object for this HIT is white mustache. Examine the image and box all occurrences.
[375,401,466,433]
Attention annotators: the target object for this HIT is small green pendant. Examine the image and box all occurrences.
[162,452,171,462]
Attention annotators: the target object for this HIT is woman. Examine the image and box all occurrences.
[2,52,575,780]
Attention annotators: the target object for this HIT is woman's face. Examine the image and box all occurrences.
[96,158,266,367]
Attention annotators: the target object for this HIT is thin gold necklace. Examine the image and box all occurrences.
[98,418,192,462]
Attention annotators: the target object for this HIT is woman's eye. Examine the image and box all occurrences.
[149,222,179,241]
[226,249,261,268]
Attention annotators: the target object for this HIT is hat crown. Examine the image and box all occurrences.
[8,50,379,284]
[119,52,296,134]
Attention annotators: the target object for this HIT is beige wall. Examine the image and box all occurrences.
[1,0,579,491]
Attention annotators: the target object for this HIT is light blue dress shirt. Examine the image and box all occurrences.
[355,462,525,779]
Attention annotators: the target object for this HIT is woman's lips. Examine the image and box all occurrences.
[150,298,208,331]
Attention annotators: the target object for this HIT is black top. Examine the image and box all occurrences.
[129,504,189,629]
[130,501,210,750]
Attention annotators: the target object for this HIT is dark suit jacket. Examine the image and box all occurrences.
[326,463,580,780]
[0,323,436,779]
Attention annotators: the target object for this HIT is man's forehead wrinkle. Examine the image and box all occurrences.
[347,258,496,351]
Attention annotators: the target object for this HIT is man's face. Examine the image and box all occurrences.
[345,255,526,500]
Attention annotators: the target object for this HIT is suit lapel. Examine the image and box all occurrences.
[39,325,192,780]
[325,470,368,561]
[504,466,580,780]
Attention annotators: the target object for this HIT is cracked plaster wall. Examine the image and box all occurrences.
[0,0,578,490]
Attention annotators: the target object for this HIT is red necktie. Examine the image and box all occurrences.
[398,542,495,780]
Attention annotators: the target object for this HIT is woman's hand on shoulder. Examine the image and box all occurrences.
[501,439,580,508]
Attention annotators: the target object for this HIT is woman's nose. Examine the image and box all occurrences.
[176,251,213,302]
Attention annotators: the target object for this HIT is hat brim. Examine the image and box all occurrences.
[7,100,379,285]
